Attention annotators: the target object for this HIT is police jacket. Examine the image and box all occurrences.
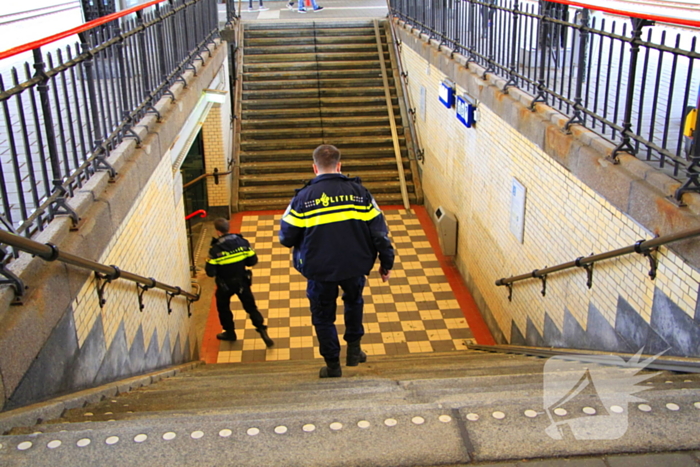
[279,173,394,282]
[205,233,258,285]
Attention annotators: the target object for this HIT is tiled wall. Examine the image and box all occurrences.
[202,104,231,209]
[72,153,192,354]
[398,31,700,357]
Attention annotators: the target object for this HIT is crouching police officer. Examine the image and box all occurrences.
[206,218,274,347]
[279,144,394,378]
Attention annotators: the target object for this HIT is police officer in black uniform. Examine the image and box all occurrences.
[279,145,394,378]
[206,218,274,347]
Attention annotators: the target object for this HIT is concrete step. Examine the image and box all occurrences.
[239,170,411,187]
[241,87,393,100]
[243,59,383,73]
[239,135,406,151]
[241,96,398,110]
[237,192,415,211]
[241,115,397,130]
[244,43,387,56]
[239,158,405,174]
[244,35,378,47]
[239,147,406,163]
[244,68,386,82]
[241,126,403,141]
[238,180,415,198]
[242,77,393,91]
[241,106,400,120]
[244,51,389,64]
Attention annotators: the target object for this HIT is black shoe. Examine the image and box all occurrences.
[313,6,323,12]
[320,358,342,378]
[346,339,367,366]
[216,330,237,341]
[257,328,274,348]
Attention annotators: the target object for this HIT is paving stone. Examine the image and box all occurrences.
[606,453,700,467]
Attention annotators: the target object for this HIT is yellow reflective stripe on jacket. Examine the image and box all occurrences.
[207,249,255,265]
[282,203,381,228]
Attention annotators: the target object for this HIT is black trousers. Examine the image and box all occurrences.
[307,276,365,361]
[215,281,265,332]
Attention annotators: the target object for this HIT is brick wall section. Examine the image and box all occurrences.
[394,21,700,353]
[202,104,231,208]
[72,153,191,352]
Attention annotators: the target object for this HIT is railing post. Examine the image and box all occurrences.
[33,48,79,228]
[609,17,654,163]
[530,1,550,109]
[503,0,519,93]
[564,8,589,132]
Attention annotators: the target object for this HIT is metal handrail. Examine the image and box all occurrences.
[495,226,700,300]
[0,229,199,306]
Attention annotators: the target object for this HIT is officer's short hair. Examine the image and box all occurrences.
[214,218,229,235]
[313,144,341,170]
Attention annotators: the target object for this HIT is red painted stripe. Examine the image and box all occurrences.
[0,0,168,61]
[413,205,495,345]
[537,0,700,28]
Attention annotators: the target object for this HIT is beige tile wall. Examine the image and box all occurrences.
[400,46,700,342]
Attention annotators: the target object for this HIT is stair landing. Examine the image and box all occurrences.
[200,205,494,364]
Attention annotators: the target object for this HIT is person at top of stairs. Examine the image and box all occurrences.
[287,0,323,13]
[206,218,274,347]
[279,144,395,378]
[248,0,269,11]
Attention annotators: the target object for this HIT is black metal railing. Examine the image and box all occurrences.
[388,0,700,198]
[0,228,199,312]
[494,225,700,301]
[0,0,219,239]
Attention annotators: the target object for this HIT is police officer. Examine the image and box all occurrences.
[206,218,274,347]
[279,145,394,378]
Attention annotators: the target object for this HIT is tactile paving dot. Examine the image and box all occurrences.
[553,408,567,416]
[47,440,61,449]
[524,410,538,418]
[492,411,506,420]
[466,413,479,421]
[412,416,425,425]
[302,424,316,432]
[105,436,119,445]
[191,431,204,439]
[274,426,288,434]
[17,441,32,451]
[357,420,370,429]
[77,439,91,448]
[219,429,232,437]
[582,407,596,415]
[666,403,680,411]
[610,406,624,414]
[134,434,148,443]
[162,432,176,441]
[638,404,652,412]
[438,415,452,423]
[247,428,260,436]
[384,418,397,427]
[329,422,343,431]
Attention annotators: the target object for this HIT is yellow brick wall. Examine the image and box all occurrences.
[72,152,192,353]
[401,46,700,342]
[202,104,231,208]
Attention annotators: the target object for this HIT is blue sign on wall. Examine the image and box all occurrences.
[456,94,477,128]
[439,80,455,108]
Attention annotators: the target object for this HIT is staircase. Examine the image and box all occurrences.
[235,20,421,211]
[1,350,699,466]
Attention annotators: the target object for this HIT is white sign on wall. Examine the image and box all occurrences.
[509,178,526,243]
[420,85,427,122]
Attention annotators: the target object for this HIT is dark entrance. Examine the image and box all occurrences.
[181,131,208,276]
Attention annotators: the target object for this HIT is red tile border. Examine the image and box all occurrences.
[412,205,495,345]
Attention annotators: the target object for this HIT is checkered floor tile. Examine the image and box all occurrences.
[214,208,475,364]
